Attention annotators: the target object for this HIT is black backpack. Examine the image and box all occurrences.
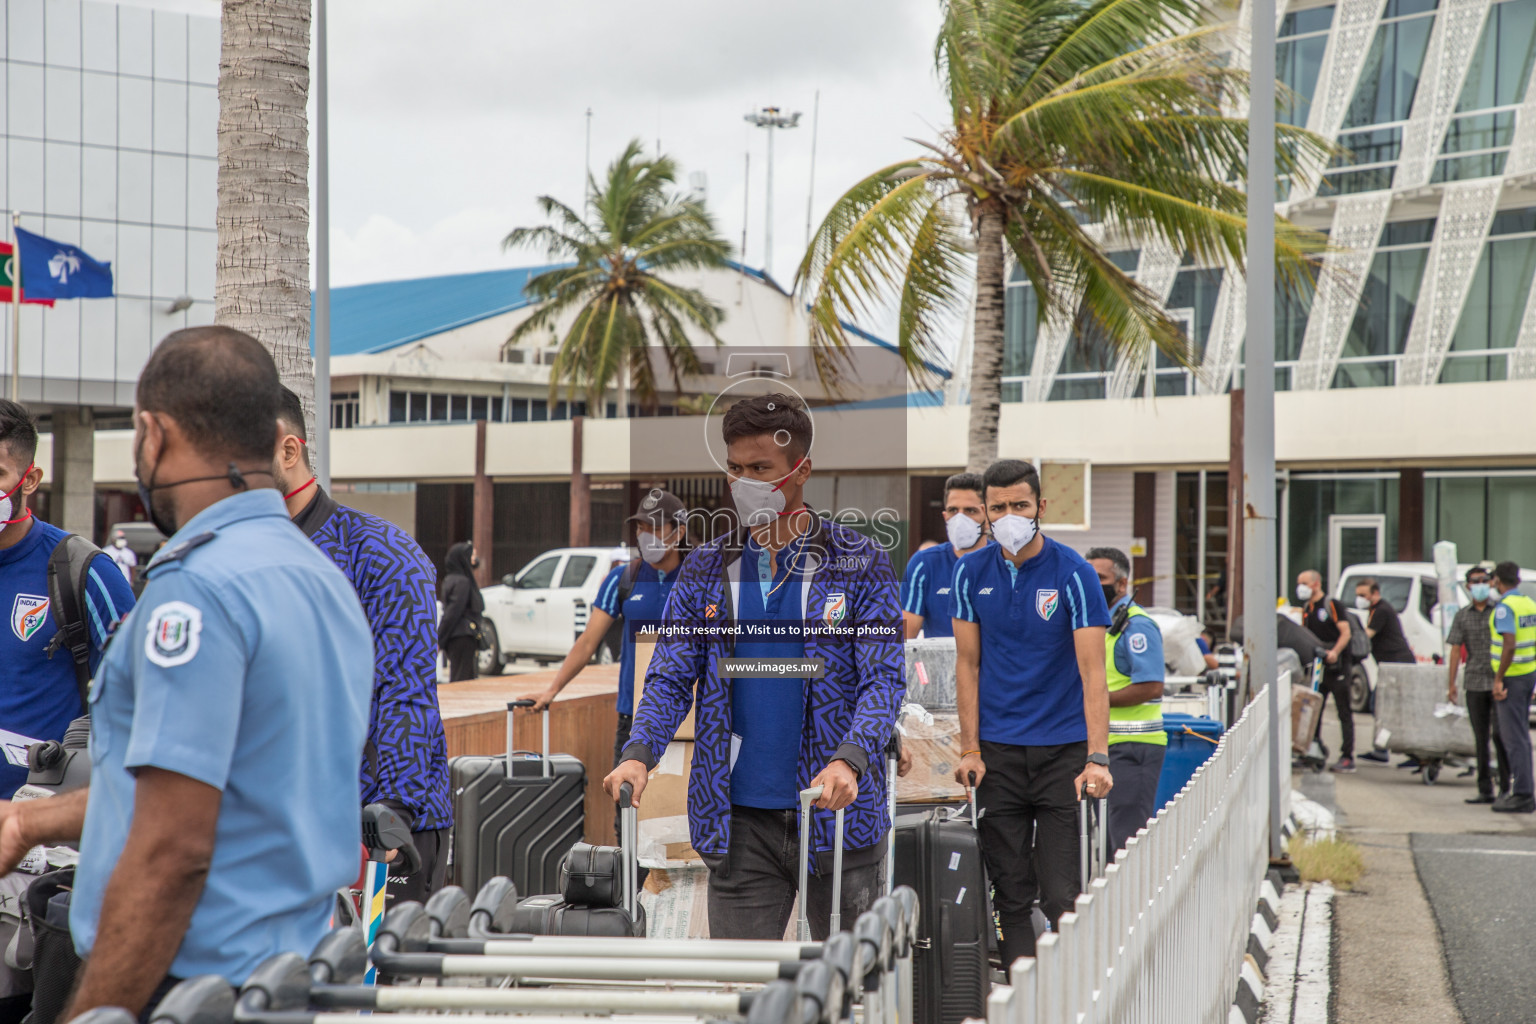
[43,534,104,713]
[1341,604,1372,662]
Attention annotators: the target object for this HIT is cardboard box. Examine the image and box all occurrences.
[633,636,696,741]
[1292,684,1323,755]
[638,739,700,866]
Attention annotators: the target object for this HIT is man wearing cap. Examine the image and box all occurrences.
[532,490,691,772]
[105,528,139,584]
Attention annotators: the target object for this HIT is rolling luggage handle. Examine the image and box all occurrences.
[618,782,638,919]
[885,733,899,896]
[1079,784,1108,890]
[506,699,551,779]
[798,786,846,942]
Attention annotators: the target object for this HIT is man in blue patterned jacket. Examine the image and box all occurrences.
[605,394,903,940]
[274,388,452,903]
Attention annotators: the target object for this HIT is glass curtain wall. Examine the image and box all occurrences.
[1286,475,1400,588]
[1332,219,1435,387]
[1424,473,1536,567]
[1440,207,1536,381]
[1432,0,1536,182]
[1322,0,1439,195]
[1003,266,1038,402]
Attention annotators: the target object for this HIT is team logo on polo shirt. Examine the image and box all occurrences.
[10,595,47,642]
[824,592,847,626]
[1036,589,1060,621]
[144,601,203,668]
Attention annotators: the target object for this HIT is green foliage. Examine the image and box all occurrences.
[505,141,733,412]
[797,0,1332,393]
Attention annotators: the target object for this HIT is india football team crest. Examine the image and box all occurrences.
[144,601,203,668]
[10,595,48,642]
[824,592,847,627]
[1036,589,1059,621]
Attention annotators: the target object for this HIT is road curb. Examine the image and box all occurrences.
[1230,863,1289,1023]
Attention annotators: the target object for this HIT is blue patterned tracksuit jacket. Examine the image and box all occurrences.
[622,515,903,870]
[296,488,453,832]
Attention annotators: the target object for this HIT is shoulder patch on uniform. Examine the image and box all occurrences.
[147,531,218,573]
[1129,632,1149,655]
[144,601,203,668]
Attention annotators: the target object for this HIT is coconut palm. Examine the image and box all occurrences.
[505,141,734,416]
[797,0,1329,470]
[214,0,314,429]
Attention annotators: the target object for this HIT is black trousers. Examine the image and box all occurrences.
[976,739,1085,965]
[388,826,451,906]
[701,806,884,941]
[445,636,478,682]
[1106,742,1165,853]
[1495,674,1536,798]
[1314,662,1354,758]
[1466,689,1511,797]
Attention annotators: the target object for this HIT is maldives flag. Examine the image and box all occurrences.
[0,243,54,307]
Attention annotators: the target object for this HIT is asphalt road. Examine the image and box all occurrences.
[1313,704,1536,1024]
[1412,832,1536,1022]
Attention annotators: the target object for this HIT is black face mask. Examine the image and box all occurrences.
[134,417,269,538]
[1102,583,1120,608]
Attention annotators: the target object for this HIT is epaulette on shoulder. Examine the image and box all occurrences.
[145,531,217,575]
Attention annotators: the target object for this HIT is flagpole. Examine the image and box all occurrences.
[10,212,18,403]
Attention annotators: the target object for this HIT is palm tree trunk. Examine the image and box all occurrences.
[215,0,314,437]
[965,204,1006,472]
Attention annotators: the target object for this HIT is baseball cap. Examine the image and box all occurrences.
[627,489,689,532]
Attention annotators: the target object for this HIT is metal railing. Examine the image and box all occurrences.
[985,683,1287,1024]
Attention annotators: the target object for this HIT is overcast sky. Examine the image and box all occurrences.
[319,0,951,290]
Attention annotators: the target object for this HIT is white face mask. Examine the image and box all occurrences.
[114,538,127,549]
[0,465,32,525]
[730,459,802,528]
[637,532,673,565]
[1354,595,1371,611]
[989,514,1038,555]
[946,514,983,551]
[1296,584,1313,603]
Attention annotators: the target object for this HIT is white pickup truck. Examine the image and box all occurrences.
[477,547,625,675]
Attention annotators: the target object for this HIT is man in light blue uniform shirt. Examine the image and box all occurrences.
[0,327,372,1019]
[901,472,989,639]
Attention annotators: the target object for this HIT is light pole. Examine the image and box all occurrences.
[743,106,801,278]
[314,0,331,490]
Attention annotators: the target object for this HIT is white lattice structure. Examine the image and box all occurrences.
[1398,180,1503,383]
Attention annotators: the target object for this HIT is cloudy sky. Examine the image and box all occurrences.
[320,0,951,289]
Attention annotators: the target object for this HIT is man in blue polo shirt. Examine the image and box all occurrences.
[532,489,690,771]
[0,400,136,799]
[952,458,1112,967]
[902,472,989,639]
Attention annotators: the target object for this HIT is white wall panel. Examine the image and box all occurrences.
[43,0,79,68]
[43,65,80,141]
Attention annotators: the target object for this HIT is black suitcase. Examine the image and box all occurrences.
[500,778,646,938]
[450,700,585,900]
[893,804,989,1024]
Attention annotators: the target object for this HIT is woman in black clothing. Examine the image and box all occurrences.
[438,541,484,682]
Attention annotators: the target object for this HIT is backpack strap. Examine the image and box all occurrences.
[45,534,103,713]
[616,559,642,608]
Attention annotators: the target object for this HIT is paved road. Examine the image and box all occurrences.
[1412,832,1536,1022]
[1312,705,1536,1024]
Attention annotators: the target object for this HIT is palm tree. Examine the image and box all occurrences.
[505,141,734,417]
[797,0,1328,471]
[214,0,314,431]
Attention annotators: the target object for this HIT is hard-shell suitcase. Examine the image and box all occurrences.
[502,778,646,937]
[450,700,585,900]
[893,796,989,1024]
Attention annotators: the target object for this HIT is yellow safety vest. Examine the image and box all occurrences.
[1107,604,1166,746]
[1490,592,1536,677]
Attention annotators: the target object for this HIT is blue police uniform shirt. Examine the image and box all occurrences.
[72,489,373,983]
[0,517,134,797]
[730,535,808,810]
[594,560,680,715]
[1110,595,1165,681]
[1494,595,1518,635]
[901,543,959,638]
[952,537,1111,746]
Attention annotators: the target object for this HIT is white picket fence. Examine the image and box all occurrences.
[985,683,1289,1024]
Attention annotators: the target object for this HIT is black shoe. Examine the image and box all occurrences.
[1466,793,1497,804]
[1330,757,1357,774]
[1360,750,1390,764]
[1491,795,1536,813]
[1398,756,1421,769]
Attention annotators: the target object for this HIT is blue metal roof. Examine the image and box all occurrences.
[311,262,942,381]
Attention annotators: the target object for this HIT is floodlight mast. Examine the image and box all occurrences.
[744,107,802,279]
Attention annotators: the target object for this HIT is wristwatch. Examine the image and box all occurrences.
[1086,752,1110,768]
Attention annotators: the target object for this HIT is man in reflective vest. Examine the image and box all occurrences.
[1490,560,1536,814]
[1088,547,1166,851]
